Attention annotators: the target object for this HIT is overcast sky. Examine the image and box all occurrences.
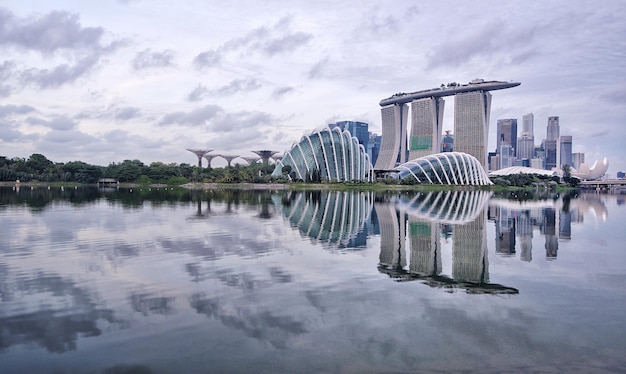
[1,0,624,172]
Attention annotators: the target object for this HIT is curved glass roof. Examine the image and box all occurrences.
[397,152,492,185]
[272,127,373,182]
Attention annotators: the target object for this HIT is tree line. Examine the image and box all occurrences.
[0,153,277,184]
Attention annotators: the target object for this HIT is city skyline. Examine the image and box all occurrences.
[0,1,624,173]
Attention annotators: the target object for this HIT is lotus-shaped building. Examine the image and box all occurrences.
[272,127,374,182]
[397,152,492,185]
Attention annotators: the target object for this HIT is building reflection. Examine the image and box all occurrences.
[377,190,517,294]
[280,190,374,249]
[488,192,606,262]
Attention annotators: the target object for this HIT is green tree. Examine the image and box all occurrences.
[26,153,54,175]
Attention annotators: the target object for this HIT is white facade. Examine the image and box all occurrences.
[397,152,492,186]
[273,127,373,182]
[454,91,492,170]
[408,97,445,161]
[374,104,408,170]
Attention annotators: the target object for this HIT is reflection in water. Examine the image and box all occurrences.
[488,192,606,261]
[378,190,517,294]
[0,186,623,372]
[279,190,373,249]
[0,271,125,353]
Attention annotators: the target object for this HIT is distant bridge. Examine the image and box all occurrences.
[579,179,626,193]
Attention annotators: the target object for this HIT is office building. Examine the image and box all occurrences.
[522,113,534,138]
[572,152,585,170]
[497,119,518,157]
[547,116,560,169]
[330,121,369,149]
[547,116,560,141]
[517,134,535,161]
[544,139,557,170]
[499,142,514,169]
[559,135,573,168]
[367,133,381,167]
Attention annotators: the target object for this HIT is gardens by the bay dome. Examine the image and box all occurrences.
[397,152,492,185]
[272,127,373,182]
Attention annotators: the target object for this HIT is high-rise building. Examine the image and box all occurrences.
[522,113,534,138]
[499,142,514,169]
[374,104,409,170]
[330,121,369,149]
[367,133,381,167]
[376,80,520,172]
[559,135,573,168]
[517,134,535,161]
[544,139,557,170]
[496,119,518,157]
[572,152,585,170]
[547,116,560,141]
[454,91,492,170]
[408,97,445,160]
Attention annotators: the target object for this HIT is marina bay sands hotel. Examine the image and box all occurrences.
[374,79,520,171]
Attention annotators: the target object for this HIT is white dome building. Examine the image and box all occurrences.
[272,127,373,182]
[397,152,492,185]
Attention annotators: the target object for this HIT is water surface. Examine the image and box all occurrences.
[1,187,624,373]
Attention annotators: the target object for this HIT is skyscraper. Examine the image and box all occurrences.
[517,134,535,161]
[572,152,585,170]
[454,91,492,170]
[408,97,445,160]
[496,119,518,157]
[376,80,520,172]
[544,139,557,170]
[547,116,560,141]
[330,121,369,149]
[374,104,408,170]
[522,113,534,138]
[559,135,573,168]
[547,116,560,169]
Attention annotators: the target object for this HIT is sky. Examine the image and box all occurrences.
[0,0,625,172]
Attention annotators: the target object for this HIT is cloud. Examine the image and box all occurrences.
[0,8,104,54]
[0,8,126,91]
[27,115,78,131]
[114,106,141,121]
[187,79,261,102]
[272,86,294,99]
[0,104,35,117]
[308,58,328,79]
[0,123,23,141]
[158,105,276,142]
[425,19,540,70]
[20,55,100,89]
[40,129,98,145]
[263,32,312,55]
[131,48,175,70]
[208,110,273,133]
[159,104,223,126]
[193,50,221,69]
[193,15,312,69]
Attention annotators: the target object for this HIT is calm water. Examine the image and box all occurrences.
[1,186,625,373]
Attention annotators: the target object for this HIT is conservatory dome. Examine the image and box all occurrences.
[397,152,492,185]
[272,127,373,182]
